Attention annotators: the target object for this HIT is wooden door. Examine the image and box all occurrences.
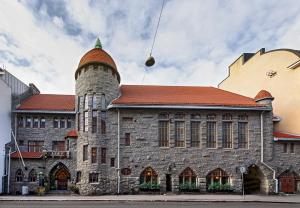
[56,169,69,190]
[281,176,295,193]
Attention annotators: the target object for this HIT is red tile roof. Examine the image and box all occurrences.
[274,132,300,139]
[76,48,120,82]
[11,152,42,159]
[17,94,75,111]
[255,90,274,101]
[112,85,263,107]
[65,130,78,138]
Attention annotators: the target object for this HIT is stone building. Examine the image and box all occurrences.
[6,39,298,195]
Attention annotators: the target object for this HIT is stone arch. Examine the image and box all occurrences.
[139,166,158,185]
[49,162,70,190]
[278,170,298,193]
[28,169,37,182]
[179,167,197,185]
[243,164,266,194]
[206,168,230,190]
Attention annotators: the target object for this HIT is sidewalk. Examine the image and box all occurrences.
[0,194,300,203]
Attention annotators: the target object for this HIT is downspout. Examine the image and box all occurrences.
[117,109,120,194]
[260,111,278,193]
[7,147,11,194]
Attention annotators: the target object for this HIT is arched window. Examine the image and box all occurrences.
[179,167,197,186]
[206,168,229,186]
[101,94,106,109]
[29,169,37,182]
[140,167,158,185]
[15,169,24,182]
[92,93,97,109]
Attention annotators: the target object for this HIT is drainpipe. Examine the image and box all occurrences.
[260,111,278,193]
[7,146,11,194]
[117,109,120,194]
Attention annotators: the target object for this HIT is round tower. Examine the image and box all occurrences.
[75,38,120,195]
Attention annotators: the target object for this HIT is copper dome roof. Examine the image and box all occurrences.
[75,39,120,82]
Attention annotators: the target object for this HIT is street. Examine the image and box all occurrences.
[0,201,299,208]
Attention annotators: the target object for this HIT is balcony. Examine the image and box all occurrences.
[45,151,70,159]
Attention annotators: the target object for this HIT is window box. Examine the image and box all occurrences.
[207,182,234,193]
[139,182,160,191]
[179,183,199,192]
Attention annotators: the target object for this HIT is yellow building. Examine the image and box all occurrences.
[219,48,300,135]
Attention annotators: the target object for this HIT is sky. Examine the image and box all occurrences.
[0,0,299,94]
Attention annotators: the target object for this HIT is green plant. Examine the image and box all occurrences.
[220,183,231,191]
[139,182,160,190]
[179,182,198,191]
[208,182,221,191]
[69,184,79,194]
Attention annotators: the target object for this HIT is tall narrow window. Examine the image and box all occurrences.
[207,121,216,148]
[83,145,88,161]
[84,94,89,110]
[191,121,201,147]
[33,117,39,128]
[238,122,248,148]
[18,117,24,128]
[91,147,97,163]
[15,169,24,182]
[78,113,81,131]
[77,96,81,111]
[175,121,185,147]
[101,111,106,134]
[158,121,169,147]
[92,93,97,109]
[290,143,295,153]
[76,171,82,183]
[84,112,88,132]
[125,133,131,146]
[101,147,106,164]
[110,158,115,167]
[101,94,106,109]
[40,117,46,128]
[92,111,97,133]
[67,117,72,128]
[283,143,288,153]
[60,117,65,128]
[53,117,59,128]
[26,117,32,128]
[222,114,232,148]
[29,169,37,182]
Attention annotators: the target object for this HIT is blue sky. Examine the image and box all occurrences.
[0,0,299,94]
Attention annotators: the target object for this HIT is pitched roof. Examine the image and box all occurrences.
[274,132,300,140]
[17,94,75,111]
[112,85,263,107]
[11,152,43,159]
[65,130,78,138]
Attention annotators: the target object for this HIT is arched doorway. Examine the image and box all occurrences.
[179,167,197,191]
[278,170,297,193]
[243,165,265,194]
[49,163,70,190]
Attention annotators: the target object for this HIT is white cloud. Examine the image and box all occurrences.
[0,0,299,94]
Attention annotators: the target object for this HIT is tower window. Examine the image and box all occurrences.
[92,111,97,133]
[60,117,65,128]
[110,158,115,167]
[26,117,32,128]
[290,143,295,153]
[92,93,97,109]
[84,94,89,110]
[101,94,106,109]
[101,111,106,135]
[67,117,72,128]
[83,145,88,161]
[84,112,88,132]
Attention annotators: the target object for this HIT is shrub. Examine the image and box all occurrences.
[69,184,79,194]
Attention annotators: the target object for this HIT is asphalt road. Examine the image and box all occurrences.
[0,201,299,208]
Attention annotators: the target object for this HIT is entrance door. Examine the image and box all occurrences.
[166,174,172,192]
[244,165,263,194]
[280,174,295,193]
[56,169,69,190]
